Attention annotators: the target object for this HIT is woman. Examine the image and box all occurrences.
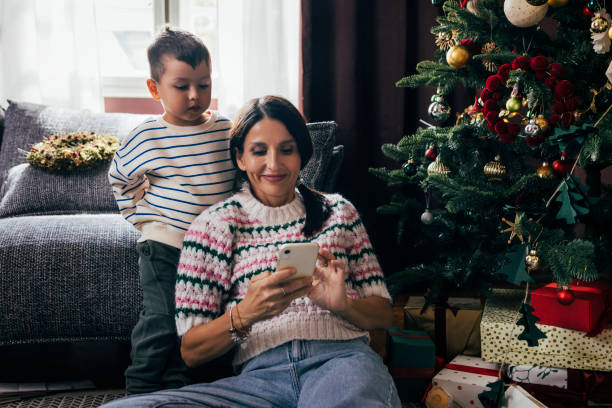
[103,96,401,407]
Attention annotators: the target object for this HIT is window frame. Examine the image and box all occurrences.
[100,0,176,99]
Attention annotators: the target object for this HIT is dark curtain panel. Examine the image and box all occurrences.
[301,0,442,275]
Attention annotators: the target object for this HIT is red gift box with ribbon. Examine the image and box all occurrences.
[530,280,612,336]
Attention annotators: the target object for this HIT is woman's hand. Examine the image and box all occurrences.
[237,267,313,327]
[308,249,348,313]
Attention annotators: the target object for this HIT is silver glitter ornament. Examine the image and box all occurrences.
[428,99,451,124]
[523,118,541,137]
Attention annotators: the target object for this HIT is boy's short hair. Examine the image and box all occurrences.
[147,26,210,82]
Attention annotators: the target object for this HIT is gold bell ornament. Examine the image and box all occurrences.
[427,155,451,176]
[483,155,507,181]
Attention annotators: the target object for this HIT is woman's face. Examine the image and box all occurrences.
[236,117,301,207]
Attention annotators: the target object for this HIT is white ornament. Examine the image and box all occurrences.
[591,9,612,54]
[503,0,548,28]
[421,209,434,225]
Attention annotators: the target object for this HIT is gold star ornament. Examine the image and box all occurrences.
[500,212,529,244]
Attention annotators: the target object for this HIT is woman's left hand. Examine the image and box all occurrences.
[308,248,347,312]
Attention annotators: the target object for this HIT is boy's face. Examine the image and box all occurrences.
[147,54,212,126]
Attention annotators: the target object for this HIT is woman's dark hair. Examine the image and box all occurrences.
[147,26,210,82]
[230,96,332,237]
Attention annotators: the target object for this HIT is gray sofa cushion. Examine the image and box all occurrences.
[0,100,147,188]
[301,121,337,192]
[0,163,118,217]
[0,105,4,149]
[0,214,141,346]
[321,145,344,193]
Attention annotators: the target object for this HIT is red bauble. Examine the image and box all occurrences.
[553,153,573,176]
[557,289,575,305]
[584,6,595,17]
[425,145,437,160]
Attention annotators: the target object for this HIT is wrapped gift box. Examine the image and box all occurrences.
[427,355,500,408]
[386,328,435,402]
[404,296,482,359]
[530,281,611,334]
[481,289,612,371]
[505,364,568,389]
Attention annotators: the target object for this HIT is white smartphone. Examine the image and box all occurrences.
[277,242,320,280]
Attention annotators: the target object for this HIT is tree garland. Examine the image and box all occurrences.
[479,56,578,145]
[26,131,119,173]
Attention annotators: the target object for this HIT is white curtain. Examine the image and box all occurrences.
[0,0,103,111]
[216,0,300,117]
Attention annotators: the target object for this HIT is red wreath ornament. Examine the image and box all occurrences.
[479,56,578,145]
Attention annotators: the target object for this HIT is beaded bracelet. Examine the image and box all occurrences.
[229,306,249,344]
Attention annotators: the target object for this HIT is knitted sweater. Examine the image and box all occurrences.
[175,187,391,365]
[108,111,236,249]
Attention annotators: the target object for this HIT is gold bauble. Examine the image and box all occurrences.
[525,249,540,271]
[535,115,550,134]
[446,45,470,69]
[483,155,507,181]
[608,26,612,40]
[427,156,451,176]
[591,16,610,34]
[536,161,555,179]
[547,0,568,6]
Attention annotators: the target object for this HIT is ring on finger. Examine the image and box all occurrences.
[280,286,287,296]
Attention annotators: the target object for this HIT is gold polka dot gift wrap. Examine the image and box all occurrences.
[480,289,612,372]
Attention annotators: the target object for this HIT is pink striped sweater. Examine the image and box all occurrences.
[175,186,391,365]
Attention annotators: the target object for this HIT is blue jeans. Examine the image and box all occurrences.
[101,337,401,407]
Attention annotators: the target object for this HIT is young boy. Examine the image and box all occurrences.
[108,26,235,394]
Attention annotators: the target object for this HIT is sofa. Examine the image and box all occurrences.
[0,100,343,405]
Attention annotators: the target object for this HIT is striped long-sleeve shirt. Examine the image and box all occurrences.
[108,112,236,249]
[175,186,391,365]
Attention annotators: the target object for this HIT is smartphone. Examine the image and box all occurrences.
[277,242,320,280]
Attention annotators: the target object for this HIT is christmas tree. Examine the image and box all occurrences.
[371,0,612,307]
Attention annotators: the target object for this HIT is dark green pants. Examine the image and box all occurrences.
[125,240,190,394]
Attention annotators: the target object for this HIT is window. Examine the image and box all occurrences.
[95,0,299,115]
[95,0,219,98]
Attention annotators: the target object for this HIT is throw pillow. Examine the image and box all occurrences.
[302,121,337,191]
[0,101,148,215]
[0,104,4,149]
[0,162,118,217]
